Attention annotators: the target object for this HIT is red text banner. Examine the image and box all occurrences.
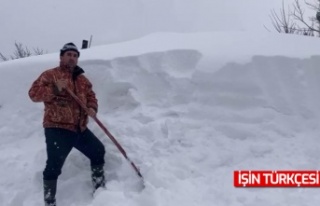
[234,170,320,187]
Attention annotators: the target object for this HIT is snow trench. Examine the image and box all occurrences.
[2,50,320,205]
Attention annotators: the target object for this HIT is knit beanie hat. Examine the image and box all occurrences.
[60,42,80,57]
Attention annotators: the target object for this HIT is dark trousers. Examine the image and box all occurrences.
[43,128,105,180]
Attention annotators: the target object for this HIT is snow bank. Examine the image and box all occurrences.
[1,32,320,205]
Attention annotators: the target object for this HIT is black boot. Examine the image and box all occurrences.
[91,164,106,191]
[43,180,57,206]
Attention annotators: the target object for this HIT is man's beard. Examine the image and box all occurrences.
[65,60,76,69]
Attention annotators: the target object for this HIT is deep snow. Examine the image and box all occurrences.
[1,31,320,206]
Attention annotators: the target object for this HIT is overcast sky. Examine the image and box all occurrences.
[0,0,313,57]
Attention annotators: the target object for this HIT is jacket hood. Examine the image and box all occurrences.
[72,66,84,80]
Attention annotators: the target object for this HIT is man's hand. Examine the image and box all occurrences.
[55,79,68,92]
[87,108,96,117]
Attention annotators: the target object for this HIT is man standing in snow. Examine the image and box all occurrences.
[28,43,106,206]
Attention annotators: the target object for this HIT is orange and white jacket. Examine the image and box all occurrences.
[29,66,98,132]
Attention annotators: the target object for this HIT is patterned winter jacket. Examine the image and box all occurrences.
[28,66,98,132]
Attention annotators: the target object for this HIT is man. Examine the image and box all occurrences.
[29,43,106,206]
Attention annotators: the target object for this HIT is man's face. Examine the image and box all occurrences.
[60,51,79,69]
